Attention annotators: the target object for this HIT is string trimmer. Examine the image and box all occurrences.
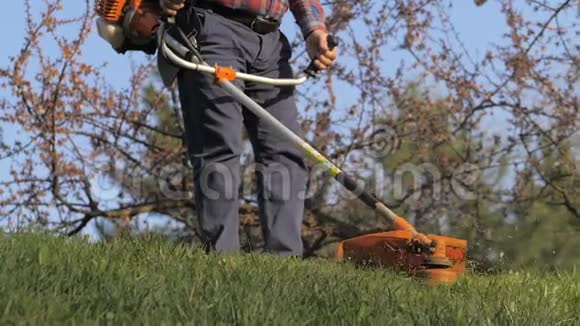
[95,0,467,286]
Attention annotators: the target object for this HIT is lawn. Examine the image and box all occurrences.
[0,233,578,325]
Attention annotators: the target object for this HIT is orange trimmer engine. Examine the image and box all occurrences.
[95,0,162,54]
[96,0,149,23]
[337,231,467,285]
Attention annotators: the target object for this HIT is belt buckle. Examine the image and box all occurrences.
[249,18,258,31]
[251,16,279,34]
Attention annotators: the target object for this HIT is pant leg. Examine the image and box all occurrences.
[176,10,259,253]
[243,31,308,257]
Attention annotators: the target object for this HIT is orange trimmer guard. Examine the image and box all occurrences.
[336,231,467,284]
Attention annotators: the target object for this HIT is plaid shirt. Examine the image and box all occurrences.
[203,0,327,38]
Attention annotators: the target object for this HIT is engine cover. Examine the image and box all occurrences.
[95,0,162,54]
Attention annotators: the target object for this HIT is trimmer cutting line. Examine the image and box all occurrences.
[96,0,468,285]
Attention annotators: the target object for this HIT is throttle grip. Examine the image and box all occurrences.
[304,35,339,78]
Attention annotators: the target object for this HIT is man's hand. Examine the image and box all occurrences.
[160,0,185,17]
[305,30,337,71]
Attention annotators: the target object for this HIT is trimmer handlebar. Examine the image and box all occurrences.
[160,25,339,86]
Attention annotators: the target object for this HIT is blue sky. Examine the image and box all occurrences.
[0,0,510,175]
[0,1,511,88]
[0,1,569,236]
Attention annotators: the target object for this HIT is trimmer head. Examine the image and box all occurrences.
[336,231,467,285]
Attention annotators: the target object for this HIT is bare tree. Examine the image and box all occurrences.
[1,0,577,264]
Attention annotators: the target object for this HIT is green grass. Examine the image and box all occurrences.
[0,233,578,325]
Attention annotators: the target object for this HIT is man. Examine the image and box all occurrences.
[159,0,337,256]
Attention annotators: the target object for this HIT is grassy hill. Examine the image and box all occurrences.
[0,233,578,325]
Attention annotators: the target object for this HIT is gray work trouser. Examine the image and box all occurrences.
[176,9,308,256]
